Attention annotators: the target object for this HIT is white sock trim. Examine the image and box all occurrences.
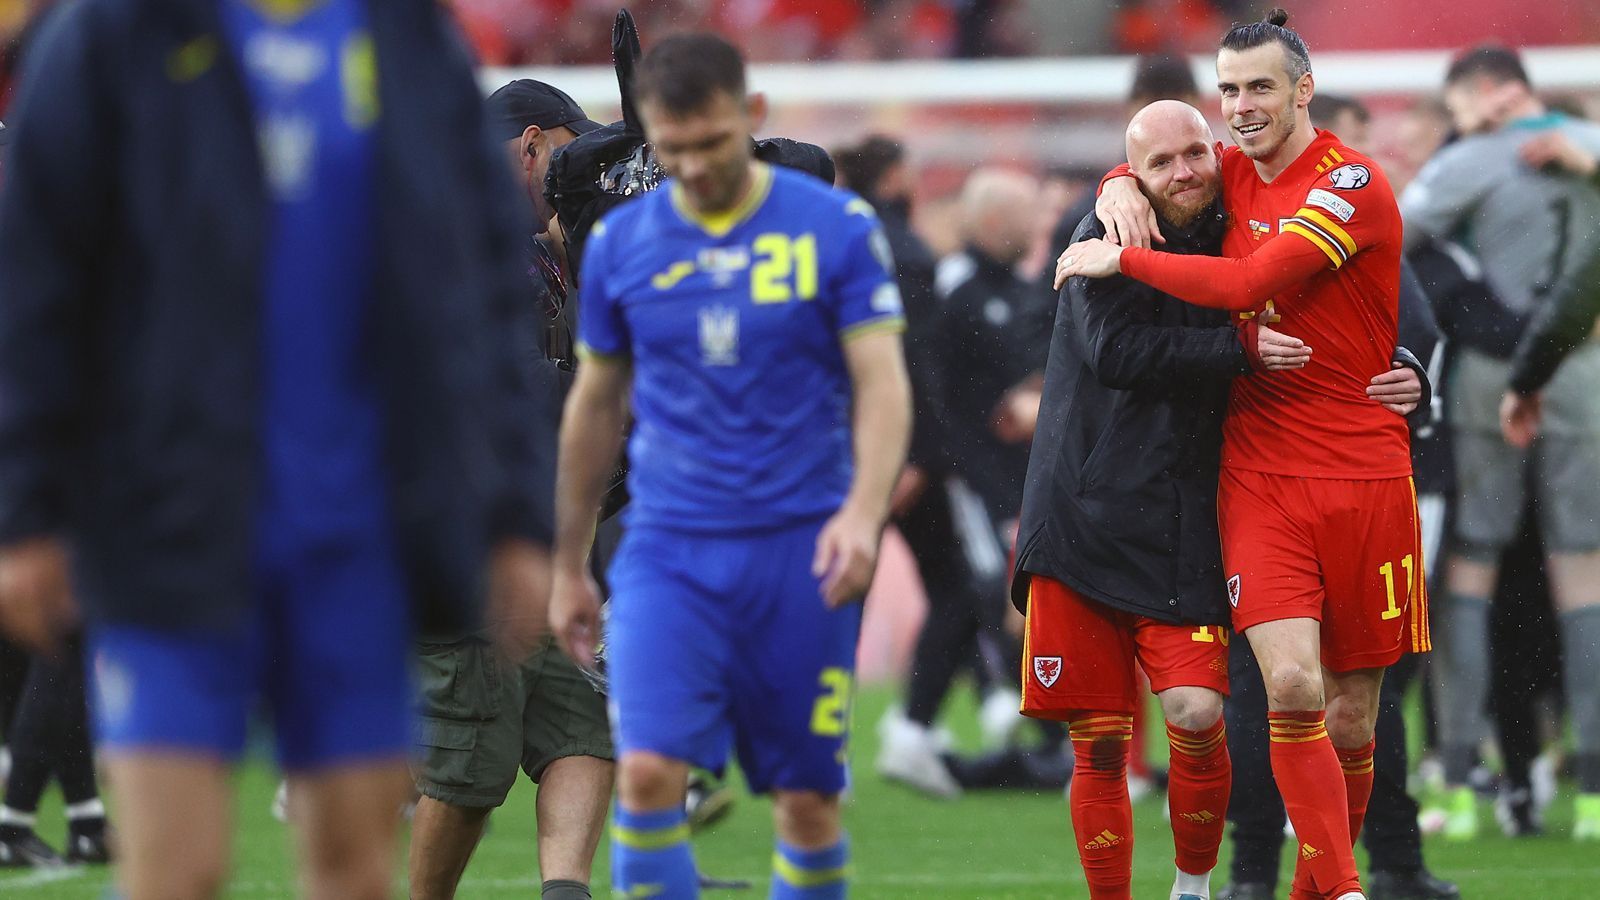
[1173,867,1211,895]
[0,806,36,828]
[65,799,106,820]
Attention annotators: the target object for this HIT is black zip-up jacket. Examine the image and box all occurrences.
[0,0,552,634]
[1011,205,1245,624]
[933,245,1054,517]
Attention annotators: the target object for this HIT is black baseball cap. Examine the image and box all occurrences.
[485,79,602,142]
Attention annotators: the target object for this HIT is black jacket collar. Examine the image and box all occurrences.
[1156,196,1228,251]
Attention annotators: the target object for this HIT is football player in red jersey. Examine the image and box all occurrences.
[1056,10,1428,900]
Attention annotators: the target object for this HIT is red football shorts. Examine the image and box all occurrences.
[1020,575,1230,720]
[1218,467,1431,673]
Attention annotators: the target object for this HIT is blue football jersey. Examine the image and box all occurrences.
[577,164,903,533]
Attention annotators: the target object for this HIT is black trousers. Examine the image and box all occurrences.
[1488,509,1562,790]
[0,637,29,741]
[3,637,98,813]
[900,480,1005,726]
[1225,644,1425,885]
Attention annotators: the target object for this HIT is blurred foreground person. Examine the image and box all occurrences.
[0,2,554,898]
[549,34,910,899]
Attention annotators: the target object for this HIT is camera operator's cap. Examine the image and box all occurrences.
[485,79,602,142]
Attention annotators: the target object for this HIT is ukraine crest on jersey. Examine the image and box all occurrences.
[577,163,904,533]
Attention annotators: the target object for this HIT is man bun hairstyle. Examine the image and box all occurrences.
[632,32,747,115]
[1219,7,1312,82]
[1445,44,1530,89]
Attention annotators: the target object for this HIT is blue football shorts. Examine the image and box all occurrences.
[604,516,862,795]
[87,527,413,771]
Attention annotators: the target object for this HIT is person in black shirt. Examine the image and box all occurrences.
[836,136,974,798]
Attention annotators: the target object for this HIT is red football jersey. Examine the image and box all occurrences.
[1119,129,1410,480]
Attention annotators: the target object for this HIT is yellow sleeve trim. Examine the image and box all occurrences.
[1282,223,1344,269]
[840,315,907,341]
[575,341,630,362]
[1295,207,1357,256]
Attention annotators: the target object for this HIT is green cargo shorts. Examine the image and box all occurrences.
[412,635,613,808]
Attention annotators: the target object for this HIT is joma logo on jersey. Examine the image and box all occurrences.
[651,261,695,291]
[1248,219,1272,240]
[698,306,739,366]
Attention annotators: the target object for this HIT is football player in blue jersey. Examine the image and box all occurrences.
[548,33,912,900]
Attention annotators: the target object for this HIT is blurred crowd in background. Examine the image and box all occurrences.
[4,0,1600,81]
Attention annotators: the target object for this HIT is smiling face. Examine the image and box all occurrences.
[1217,43,1313,164]
[1126,101,1222,227]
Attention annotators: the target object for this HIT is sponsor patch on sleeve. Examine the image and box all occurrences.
[1305,188,1357,222]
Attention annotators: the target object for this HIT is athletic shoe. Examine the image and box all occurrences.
[0,827,65,868]
[977,687,1023,748]
[1495,784,1544,837]
[271,780,291,824]
[1440,786,1478,840]
[1574,793,1600,842]
[1367,868,1460,899]
[876,709,961,799]
[1530,752,1558,820]
[1214,883,1274,900]
[685,771,736,833]
[1128,772,1156,804]
[63,822,112,865]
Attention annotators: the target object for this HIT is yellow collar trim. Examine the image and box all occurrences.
[243,0,330,24]
[671,163,773,238]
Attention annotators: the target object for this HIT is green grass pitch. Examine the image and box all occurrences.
[3,684,1596,897]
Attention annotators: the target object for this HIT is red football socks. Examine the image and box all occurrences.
[1068,714,1136,900]
[1166,718,1230,877]
[1268,710,1361,899]
[1338,738,1377,841]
